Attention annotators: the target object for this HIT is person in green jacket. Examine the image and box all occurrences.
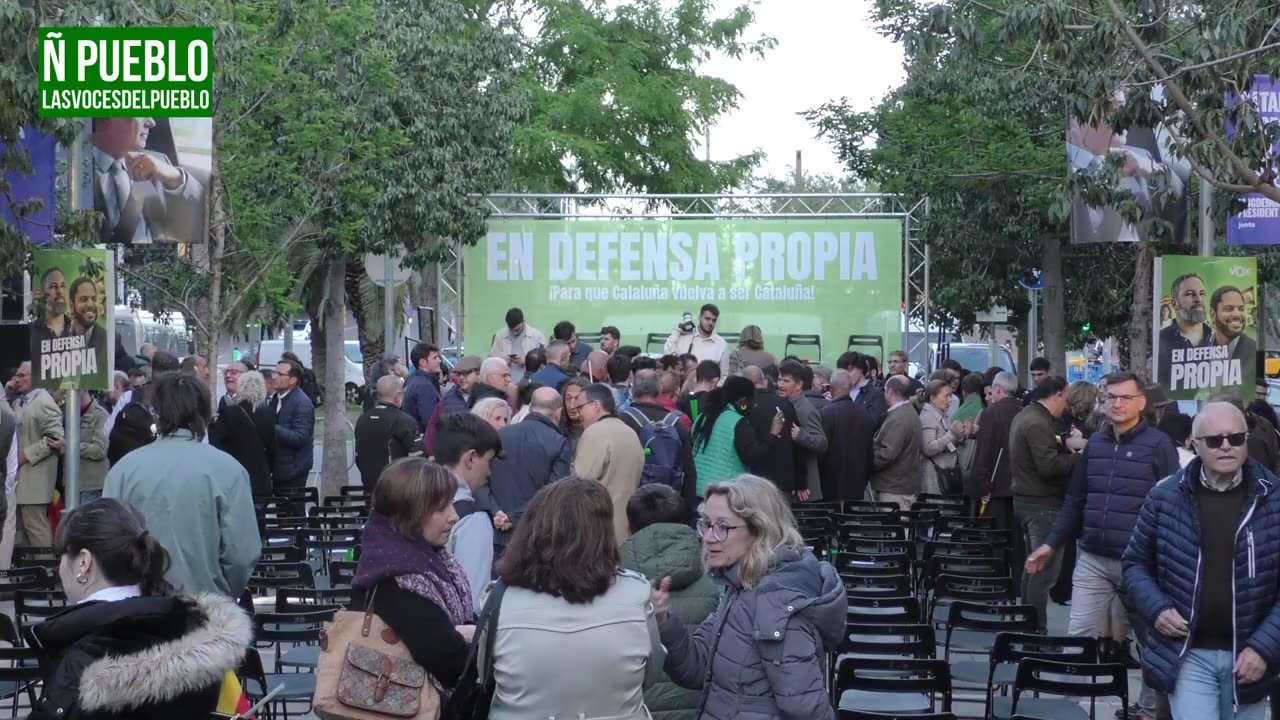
[621,485,720,720]
[690,376,784,496]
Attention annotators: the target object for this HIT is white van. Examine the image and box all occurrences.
[257,339,366,404]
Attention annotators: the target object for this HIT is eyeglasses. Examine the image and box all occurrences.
[1105,394,1142,404]
[570,399,598,414]
[696,518,746,542]
[1196,432,1247,449]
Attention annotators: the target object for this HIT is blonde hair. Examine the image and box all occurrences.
[701,474,804,588]
[471,397,509,423]
[234,369,268,411]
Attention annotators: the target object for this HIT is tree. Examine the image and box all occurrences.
[504,0,774,194]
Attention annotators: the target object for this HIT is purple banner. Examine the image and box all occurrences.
[0,127,57,246]
[1227,76,1280,245]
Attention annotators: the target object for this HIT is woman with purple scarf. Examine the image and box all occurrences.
[350,457,475,693]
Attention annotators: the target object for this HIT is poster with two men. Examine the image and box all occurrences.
[29,248,114,391]
[1154,256,1258,403]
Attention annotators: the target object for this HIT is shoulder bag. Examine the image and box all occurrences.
[443,580,508,720]
[313,586,439,720]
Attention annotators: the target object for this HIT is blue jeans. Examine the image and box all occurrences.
[1170,650,1265,720]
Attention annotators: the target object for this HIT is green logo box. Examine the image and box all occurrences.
[39,27,213,118]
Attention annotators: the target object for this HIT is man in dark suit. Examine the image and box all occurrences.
[354,375,420,492]
[742,366,798,493]
[820,370,877,503]
[269,360,315,490]
[91,117,205,244]
[838,352,888,427]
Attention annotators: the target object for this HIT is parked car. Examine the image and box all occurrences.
[257,339,366,405]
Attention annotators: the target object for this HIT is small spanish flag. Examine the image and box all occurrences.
[216,671,254,718]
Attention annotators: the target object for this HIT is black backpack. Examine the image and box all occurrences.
[107,401,156,465]
[624,408,685,493]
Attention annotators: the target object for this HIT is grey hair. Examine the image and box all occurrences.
[234,369,268,411]
[112,370,129,390]
[1191,401,1247,438]
[481,357,508,377]
[991,371,1019,394]
[471,397,509,422]
[631,368,661,399]
[701,474,804,589]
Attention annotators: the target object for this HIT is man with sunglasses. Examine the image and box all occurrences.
[1026,371,1178,720]
[1124,402,1280,720]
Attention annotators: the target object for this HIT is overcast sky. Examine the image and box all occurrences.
[700,0,905,183]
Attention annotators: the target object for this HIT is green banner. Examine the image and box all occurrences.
[30,248,115,391]
[465,219,903,364]
[1154,255,1257,402]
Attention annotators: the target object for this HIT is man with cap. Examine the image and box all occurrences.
[1145,383,1174,427]
[354,375,422,491]
[442,356,483,416]
[424,355,485,457]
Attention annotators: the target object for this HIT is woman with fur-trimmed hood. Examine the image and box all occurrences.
[27,498,252,720]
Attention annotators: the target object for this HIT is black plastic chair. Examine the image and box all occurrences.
[576,332,602,345]
[976,633,1098,719]
[784,334,822,362]
[254,608,338,674]
[11,547,59,571]
[839,551,913,579]
[14,587,67,632]
[248,561,316,595]
[0,568,52,594]
[928,574,1016,628]
[275,587,354,614]
[833,657,952,715]
[847,596,921,625]
[846,335,885,363]
[952,526,1014,545]
[339,485,371,498]
[1001,658,1127,720]
[839,523,908,544]
[844,573,913,599]
[240,646,316,720]
[0,645,42,716]
[835,623,936,665]
[300,525,361,576]
[942,602,1038,666]
[329,560,359,588]
[839,712,955,720]
[844,500,899,514]
[645,333,668,354]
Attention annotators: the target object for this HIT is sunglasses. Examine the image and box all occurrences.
[1196,432,1247,449]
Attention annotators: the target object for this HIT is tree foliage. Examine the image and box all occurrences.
[502,0,774,194]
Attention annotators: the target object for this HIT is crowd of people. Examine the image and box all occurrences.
[4,301,1280,718]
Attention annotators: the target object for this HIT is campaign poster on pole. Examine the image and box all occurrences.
[29,248,114,391]
[1153,255,1257,402]
[1226,76,1280,245]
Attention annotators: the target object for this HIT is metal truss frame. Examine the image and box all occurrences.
[446,193,930,367]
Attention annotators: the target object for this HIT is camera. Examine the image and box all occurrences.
[679,312,695,332]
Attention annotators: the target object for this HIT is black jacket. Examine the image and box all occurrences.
[620,400,700,517]
[477,412,572,547]
[852,384,888,427]
[819,396,876,502]
[746,391,798,492]
[354,403,421,490]
[28,594,251,720]
[1248,412,1280,475]
[210,400,273,496]
[967,396,1022,500]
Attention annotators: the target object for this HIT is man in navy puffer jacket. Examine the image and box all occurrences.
[1124,402,1280,719]
[1025,372,1179,719]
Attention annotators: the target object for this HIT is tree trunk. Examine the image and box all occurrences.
[346,256,384,385]
[1041,234,1066,376]
[309,304,326,390]
[1128,237,1154,378]
[321,256,348,499]
[204,158,226,364]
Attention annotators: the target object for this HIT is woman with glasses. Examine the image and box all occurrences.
[490,477,665,720]
[690,376,784,496]
[650,474,847,720]
[210,368,273,496]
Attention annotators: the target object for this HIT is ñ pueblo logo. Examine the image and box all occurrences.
[1229,265,1250,278]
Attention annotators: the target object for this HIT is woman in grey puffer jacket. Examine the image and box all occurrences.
[650,474,848,720]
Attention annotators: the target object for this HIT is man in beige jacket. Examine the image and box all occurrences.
[490,308,546,385]
[573,384,645,544]
[10,362,64,547]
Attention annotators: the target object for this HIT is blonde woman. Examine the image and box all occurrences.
[471,396,511,432]
[725,326,777,377]
[210,368,273,495]
[650,474,847,719]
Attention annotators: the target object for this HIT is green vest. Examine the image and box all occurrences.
[693,408,747,494]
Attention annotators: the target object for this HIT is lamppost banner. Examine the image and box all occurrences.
[29,247,115,391]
